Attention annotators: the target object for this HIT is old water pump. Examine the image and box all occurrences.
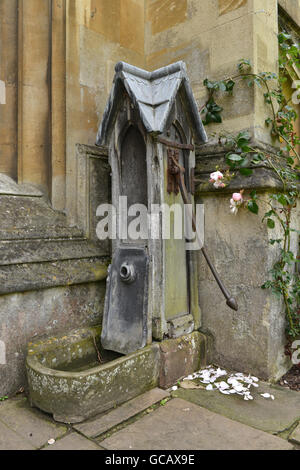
[96,61,238,356]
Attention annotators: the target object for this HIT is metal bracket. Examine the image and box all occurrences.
[156,136,194,151]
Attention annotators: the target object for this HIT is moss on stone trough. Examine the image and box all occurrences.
[26,326,161,424]
[26,327,207,424]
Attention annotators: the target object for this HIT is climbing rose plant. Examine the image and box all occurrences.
[201,33,300,352]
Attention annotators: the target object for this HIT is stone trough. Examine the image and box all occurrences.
[26,326,160,423]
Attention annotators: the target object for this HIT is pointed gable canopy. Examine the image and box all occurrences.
[96,61,207,146]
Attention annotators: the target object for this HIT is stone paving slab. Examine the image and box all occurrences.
[43,432,101,450]
[100,398,293,450]
[289,424,300,445]
[0,421,35,450]
[75,388,169,438]
[0,397,67,449]
[173,381,300,434]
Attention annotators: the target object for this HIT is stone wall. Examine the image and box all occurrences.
[195,145,300,380]
[145,0,278,144]
[0,282,106,397]
[0,146,110,396]
[0,0,288,211]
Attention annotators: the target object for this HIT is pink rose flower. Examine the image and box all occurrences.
[232,192,243,202]
[230,191,244,215]
[209,171,225,189]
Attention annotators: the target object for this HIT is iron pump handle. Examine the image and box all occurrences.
[170,154,238,312]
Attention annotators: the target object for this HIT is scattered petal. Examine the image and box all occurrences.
[233,384,245,393]
[219,381,230,390]
[260,393,271,399]
[48,439,55,446]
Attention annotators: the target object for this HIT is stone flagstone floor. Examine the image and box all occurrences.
[0,383,299,450]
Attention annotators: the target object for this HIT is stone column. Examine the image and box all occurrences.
[0,0,18,180]
[17,0,51,192]
[51,0,67,210]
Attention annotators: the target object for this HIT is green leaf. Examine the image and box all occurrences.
[247,200,259,214]
[237,131,251,141]
[277,194,289,206]
[239,168,253,176]
[225,80,235,92]
[269,239,282,245]
[212,113,222,123]
[160,399,168,406]
[240,144,252,153]
[203,78,215,89]
[267,218,275,229]
[219,81,227,92]
[227,153,243,162]
[263,209,275,219]
[278,32,291,43]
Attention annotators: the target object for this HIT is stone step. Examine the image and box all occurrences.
[74,388,169,438]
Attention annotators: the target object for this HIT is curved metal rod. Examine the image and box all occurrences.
[172,156,238,311]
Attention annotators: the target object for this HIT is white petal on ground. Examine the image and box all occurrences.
[260,393,271,399]
[232,384,245,392]
[48,439,56,445]
[181,366,262,402]
[219,381,230,390]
